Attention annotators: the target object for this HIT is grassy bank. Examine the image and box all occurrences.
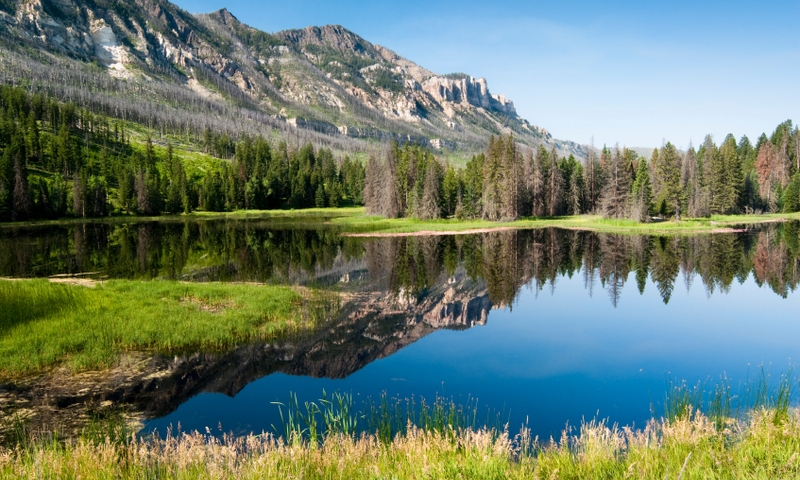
[0,207,365,229]
[1,408,798,478]
[0,280,335,376]
[4,207,800,235]
[332,211,800,236]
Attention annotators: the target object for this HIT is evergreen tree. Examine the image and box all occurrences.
[547,146,564,216]
[656,142,683,219]
[600,145,630,219]
[417,160,441,220]
[631,156,653,222]
[441,164,459,218]
[531,146,547,217]
[462,153,484,219]
[482,136,504,220]
[583,141,602,213]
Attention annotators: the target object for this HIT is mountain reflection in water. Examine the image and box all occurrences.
[1,219,799,440]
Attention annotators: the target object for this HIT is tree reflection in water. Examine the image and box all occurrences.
[0,220,799,305]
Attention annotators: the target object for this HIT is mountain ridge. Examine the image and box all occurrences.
[0,0,585,158]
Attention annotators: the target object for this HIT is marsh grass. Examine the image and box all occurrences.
[0,280,338,375]
[663,365,797,429]
[270,391,501,447]
[1,372,799,478]
[3,406,800,478]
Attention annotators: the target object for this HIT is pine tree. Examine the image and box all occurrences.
[656,142,683,219]
[600,145,630,219]
[631,156,653,222]
[568,158,585,215]
[531,146,547,217]
[547,146,564,216]
[482,136,503,220]
[463,153,484,219]
[12,155,32,220]
[417,160,441,220]
[714,134,743,213]
[682,144,707,217]
[583,141,602,213]
[441,164,459,218]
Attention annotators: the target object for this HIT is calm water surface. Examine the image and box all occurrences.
[2,218,799,439]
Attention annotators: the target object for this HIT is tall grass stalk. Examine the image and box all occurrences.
[3,408,800,478]
[662,365,797,429]
[271,391,503,445]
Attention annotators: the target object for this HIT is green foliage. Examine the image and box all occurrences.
[0,85,364,223]
[0,279,324,374]
[631,157,653,221]
[370,69,404,93]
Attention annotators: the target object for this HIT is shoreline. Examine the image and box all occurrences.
[1,207,799,236]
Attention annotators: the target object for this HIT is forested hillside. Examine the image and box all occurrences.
[0,85,364,221]
[365,124,800,221]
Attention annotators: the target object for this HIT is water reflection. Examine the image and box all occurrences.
[364,224,800,307]
[0,220,363,284]
[2,220,800,440]
[1,221,799,304]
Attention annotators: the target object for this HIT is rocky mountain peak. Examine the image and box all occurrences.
[0,0,585,157]
[210,7,239,27]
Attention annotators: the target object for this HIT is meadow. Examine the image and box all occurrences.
[0,280,337,376]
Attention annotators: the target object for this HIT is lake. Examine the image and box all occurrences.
[1,217,799,441]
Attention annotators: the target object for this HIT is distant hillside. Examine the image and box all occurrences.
[0,0,584,158]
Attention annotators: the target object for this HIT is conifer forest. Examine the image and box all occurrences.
[365,126,800,222]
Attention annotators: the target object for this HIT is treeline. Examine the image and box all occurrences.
[0,85,365,221]
[365,125,800,221]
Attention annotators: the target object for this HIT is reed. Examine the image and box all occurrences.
[661,365,797,429]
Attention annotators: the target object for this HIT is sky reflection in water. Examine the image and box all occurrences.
[144,227,800,439]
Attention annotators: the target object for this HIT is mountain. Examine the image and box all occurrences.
[0,0,584,158]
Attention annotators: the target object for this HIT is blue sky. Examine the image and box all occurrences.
[175,0,799,149]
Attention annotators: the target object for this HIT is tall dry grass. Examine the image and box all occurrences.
[2,408,800,479]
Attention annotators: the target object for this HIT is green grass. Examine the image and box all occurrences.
[0,279,336,376]
[330,211,800,235]
[0,207,365,229]
[4,206,800,234]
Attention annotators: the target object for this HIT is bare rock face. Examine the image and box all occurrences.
[422,76,517,117]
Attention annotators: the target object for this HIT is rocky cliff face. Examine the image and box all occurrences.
[422,76,516,117]
[0,0,585,157]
